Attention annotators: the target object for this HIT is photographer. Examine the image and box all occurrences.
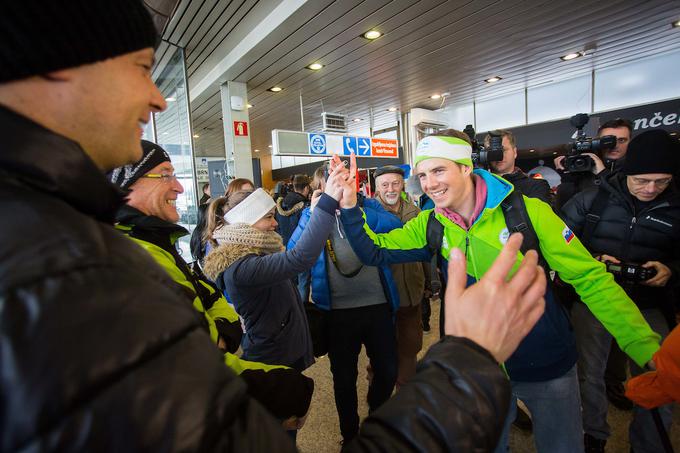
[554,118,632,212]
[562,129,680,453]
[485,129,551,203]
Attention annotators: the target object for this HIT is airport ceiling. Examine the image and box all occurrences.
[150,0,680,159]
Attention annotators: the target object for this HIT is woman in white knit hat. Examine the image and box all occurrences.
[204,162,348,372]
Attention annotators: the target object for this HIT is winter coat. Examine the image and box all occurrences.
[276,191,309,247]
[502,167,551,204]
[376,197,426,307]
[288,196,402,312]
[339,168,660,381]
[0,104,294,452]
[555,157,626,212]
[561,172,680,316]
[203,194,343,370]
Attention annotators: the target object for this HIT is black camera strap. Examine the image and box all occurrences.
[580,187,610,248]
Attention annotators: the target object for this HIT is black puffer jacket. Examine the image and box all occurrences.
[1,105,510,451]
[275,191,309,247]
[561,172,680,314]
[0,105,293,452]
[554,157,625,213]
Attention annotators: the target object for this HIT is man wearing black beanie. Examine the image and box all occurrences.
[562,129,680,453]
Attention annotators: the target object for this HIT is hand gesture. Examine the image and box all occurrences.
[324,159,349,202]
[443,233,546,363]
[340,153,358,209]
[582,153,605,174]
[554,156,566,170]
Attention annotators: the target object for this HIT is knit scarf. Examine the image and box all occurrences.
[203,223,285,281]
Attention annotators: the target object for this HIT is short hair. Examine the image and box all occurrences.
[598,118,633,135]
[430,129,472,146]
[292,174,310,192]
[484,129,515,148]
[311,164,327,190]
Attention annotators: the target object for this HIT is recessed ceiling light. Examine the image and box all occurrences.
[268,86,283,92]
[306,62,324,70]
[363,30,382,40]
[247,103,253,108]
[165,97,176,102]
[672,20,680,28]
[553,151,558,155]
[560,52,582,61]
[254,149,260,153]
[268,144,273,148]
[353,118,363,122]
[387,107,398,112]
[430,94,442,100]
[529,149,535,153]
[193,134,199,138]
[484,76,502,83]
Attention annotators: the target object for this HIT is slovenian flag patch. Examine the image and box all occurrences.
[562,226,575,244]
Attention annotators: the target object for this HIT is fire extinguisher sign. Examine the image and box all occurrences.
[233,121,248,137]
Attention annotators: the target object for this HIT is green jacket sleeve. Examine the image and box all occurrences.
[527,197,661,366]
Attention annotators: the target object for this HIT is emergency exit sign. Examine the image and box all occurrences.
[233,121,248,136]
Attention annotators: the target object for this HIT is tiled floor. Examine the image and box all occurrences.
[297,299,679,452]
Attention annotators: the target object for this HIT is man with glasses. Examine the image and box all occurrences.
[562,129,680,453]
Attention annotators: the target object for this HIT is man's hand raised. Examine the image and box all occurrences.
[443,233,546,363]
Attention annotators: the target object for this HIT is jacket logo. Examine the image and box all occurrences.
[499,227,509,244]
[562,226,575,244]
[645,215,673,228]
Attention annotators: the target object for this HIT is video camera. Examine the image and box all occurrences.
[563,113,617,173]
[463,125,504,169]
[605,261,657,283]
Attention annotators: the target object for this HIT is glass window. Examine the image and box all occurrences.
[152,45,197,260]
[528,75,591,123]
[476,91,525,132]
[445,103,475,130]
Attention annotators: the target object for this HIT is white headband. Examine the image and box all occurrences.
[223,188,275,225]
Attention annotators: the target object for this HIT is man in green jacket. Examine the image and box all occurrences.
[335,130,661,453]
[110,141,314,427]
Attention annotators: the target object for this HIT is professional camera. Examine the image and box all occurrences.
[605,261,657,283]
[563,113,617,173]
[463,125,504,169]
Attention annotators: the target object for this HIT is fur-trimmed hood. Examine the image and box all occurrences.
[276,196,305,217]
[203,243,261,281]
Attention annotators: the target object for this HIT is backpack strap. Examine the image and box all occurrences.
[500,191,549,271]
[425,211,447,337]
[579,187,609,248]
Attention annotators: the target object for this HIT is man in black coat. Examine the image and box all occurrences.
[562,129,680,453]
[485,129,551,203]
[276,174,311,247]
[0,1,547,451]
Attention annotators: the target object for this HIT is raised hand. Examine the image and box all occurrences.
[443,233,546,363]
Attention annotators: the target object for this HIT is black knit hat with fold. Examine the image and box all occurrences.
[109,140,171,189]
[0,0,158,83]
[623,129,680,176]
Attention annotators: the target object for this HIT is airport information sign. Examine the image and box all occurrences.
[272,130,398,158]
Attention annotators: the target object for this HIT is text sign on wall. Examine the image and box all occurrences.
[234,121,249,136]
[272,130,399,158]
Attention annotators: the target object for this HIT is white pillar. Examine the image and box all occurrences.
[220,81,254,182]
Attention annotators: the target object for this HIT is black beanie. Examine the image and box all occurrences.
[623,130,680,176]
[0,0,158,83]
[109,141,171,189]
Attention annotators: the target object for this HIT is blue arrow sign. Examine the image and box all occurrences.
[343,136,357,155]
[309,134,327,154]
[357,137,371,156]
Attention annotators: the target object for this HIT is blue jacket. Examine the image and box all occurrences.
[288,197,402,312]
[337,169,660,382]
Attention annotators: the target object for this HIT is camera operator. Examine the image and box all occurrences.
[485,129,551,203]
[561,129,680,453]
[554,118,633,212]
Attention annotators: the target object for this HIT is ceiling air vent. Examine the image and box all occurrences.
[322,112,347,133]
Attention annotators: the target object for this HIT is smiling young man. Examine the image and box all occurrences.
[337,130,662,453]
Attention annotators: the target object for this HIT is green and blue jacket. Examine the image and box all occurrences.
[340,169,660,381]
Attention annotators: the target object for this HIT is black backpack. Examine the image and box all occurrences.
[425,191,549,336]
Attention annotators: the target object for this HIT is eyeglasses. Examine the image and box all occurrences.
[630,176,672,187]
[141,173,177,183]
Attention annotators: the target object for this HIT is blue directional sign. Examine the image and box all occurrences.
[357,137,371,156]
[343,136,357,155]
[308,133,327,154]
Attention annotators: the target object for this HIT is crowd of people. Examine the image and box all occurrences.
[1,1,679,452]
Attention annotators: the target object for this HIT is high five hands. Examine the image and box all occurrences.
[325,153,358,208]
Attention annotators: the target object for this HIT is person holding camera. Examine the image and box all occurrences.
[335,131,660,453]
[486,129,551,204]
[554,118,633,212]
[561,129,680,453]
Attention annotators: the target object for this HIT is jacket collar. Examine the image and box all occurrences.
[474,168,513,210]
[115,204,188,244]
[0,104,126,224]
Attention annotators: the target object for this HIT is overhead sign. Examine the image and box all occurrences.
[234,121,248,136]
[272,129,399,158]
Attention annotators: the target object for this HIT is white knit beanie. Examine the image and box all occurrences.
[223,188,275,225]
